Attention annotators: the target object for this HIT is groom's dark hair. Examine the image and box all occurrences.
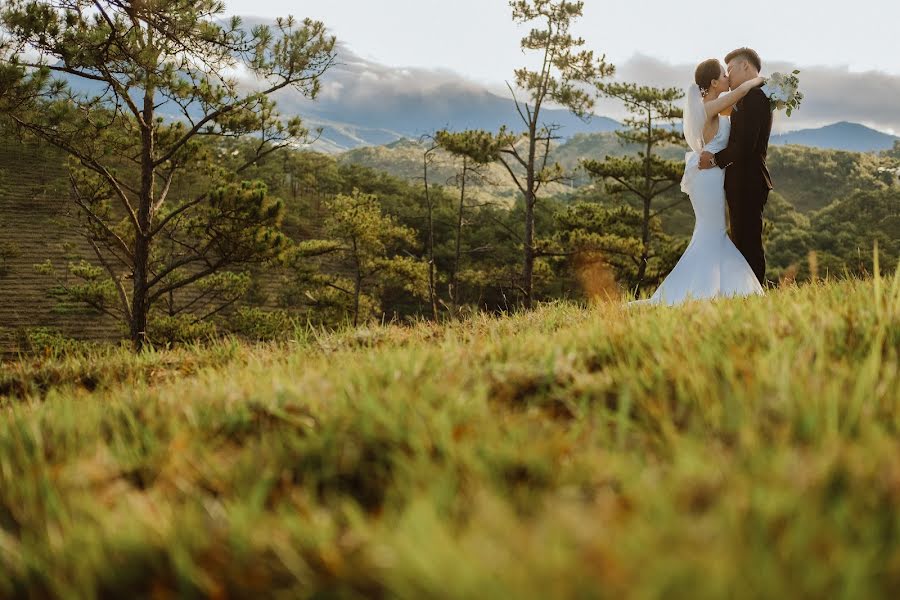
[725,47,762,72]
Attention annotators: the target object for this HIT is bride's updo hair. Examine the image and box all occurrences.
[695,59,723,97]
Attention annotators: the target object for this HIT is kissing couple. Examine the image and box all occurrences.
[635,47,773,307]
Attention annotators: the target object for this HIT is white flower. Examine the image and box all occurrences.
[761,71,802,116]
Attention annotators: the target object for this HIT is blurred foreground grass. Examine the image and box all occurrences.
[2,272,899,598]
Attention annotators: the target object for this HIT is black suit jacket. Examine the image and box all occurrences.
[715,85,773,197]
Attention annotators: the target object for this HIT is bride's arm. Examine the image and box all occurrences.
[704,76,766,118]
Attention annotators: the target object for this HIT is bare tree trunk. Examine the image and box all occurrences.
[522,196,536,309]
[523,121,538,310]
[130,234,150,350]
[452,157,468,312]
[352,237,361,327]
[132,79,156,351]
[635,196,651,292]
[423,146,438,320]
[635,114,654,294]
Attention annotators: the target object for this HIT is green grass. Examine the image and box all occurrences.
[2,272,899,598]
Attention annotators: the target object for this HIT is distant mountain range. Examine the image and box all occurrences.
[769,121,898,153]
[283,85,621,154]
[274,47,897,154]
[306,111,897,156]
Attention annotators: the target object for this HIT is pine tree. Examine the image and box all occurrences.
[0,1,336,349]
[582,83,685,294]
[297,191,427,327]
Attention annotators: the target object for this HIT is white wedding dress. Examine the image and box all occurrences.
[634,106,764,307]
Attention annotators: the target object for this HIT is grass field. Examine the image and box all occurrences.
[1,271,899,598]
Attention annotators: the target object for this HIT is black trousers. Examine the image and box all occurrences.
[727,188,769,286]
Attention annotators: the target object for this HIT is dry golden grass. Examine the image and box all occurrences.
[1,271,899,598]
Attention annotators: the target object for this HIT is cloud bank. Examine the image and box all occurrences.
[232,17,900,137]
[590,55,900,135]
[309,47,900,136]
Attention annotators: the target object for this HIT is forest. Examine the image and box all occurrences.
[2,124,898,353]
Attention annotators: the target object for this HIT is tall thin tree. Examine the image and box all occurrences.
[497,0,614,308]
[435,129,505,313]
[419,134,440,321]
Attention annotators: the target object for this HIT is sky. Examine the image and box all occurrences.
[225,0,900,134]
[227,0,900,80]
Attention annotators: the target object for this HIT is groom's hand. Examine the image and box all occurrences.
[698,151,717,170]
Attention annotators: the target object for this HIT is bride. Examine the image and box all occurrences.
[633,60,766,306]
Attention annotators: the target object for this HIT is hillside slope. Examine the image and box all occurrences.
[0,135,122,351]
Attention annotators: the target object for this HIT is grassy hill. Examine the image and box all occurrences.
[767,144,896,213]
[1,274,899,597]
[339,139,574,206]
[339,133,683,197]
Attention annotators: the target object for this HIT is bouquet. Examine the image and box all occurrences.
[762,70,803,117]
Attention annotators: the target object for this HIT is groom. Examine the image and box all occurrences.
[699,47,773,286]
